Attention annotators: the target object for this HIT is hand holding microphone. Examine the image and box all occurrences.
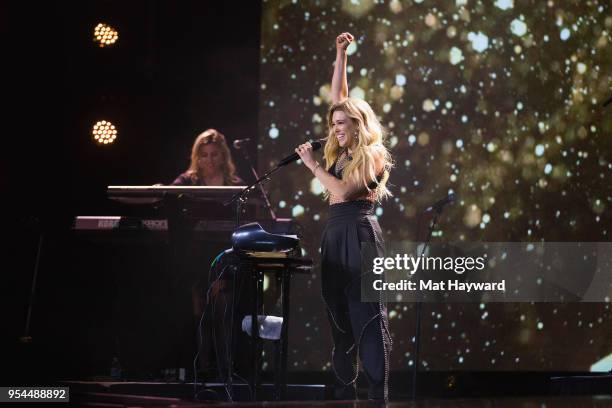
[277,138,325,167]
[232,137,325,169]
[295,142,318,170]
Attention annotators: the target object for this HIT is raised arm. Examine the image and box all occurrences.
[331,32,354,104]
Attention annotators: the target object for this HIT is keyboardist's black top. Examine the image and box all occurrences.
[172,172,244,186]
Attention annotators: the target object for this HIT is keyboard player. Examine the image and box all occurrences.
[171,128,244,187]
[169,128,247,379]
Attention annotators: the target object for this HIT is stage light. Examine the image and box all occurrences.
[94,23,118,47]
[92,120,117,145]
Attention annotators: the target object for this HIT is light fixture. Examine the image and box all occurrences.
[93,23,119,47]
[92,120,117,145]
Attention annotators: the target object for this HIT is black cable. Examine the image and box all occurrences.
[221,267,233,400]
[195,254,253,401]
[226,263,253,400]
[198,264,231,399]
[192,250,232,400]
[232,372,253,400]
[210,265,233,402]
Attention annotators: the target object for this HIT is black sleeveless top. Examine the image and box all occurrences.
[328,153,384,189]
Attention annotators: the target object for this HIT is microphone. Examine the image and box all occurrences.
[277,139,325,167]
[426,193,456,213]
[233,138,251,149]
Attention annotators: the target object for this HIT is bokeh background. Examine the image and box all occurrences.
[258,0,612,371]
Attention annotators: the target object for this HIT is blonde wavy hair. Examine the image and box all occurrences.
[186,129,241,185]
[324,98,393,202]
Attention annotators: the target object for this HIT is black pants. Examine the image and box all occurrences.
[321,201,391,400]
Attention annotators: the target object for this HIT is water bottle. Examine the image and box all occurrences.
[241,315,283,340]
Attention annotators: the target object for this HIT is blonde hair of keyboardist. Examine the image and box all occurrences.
[324,98,393,202]
[187,128,241,185]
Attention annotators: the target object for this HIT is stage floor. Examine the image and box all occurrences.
[65,381,612,407]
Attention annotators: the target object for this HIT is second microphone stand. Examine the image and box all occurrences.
[411,204,445,400]
[235,146,276,221]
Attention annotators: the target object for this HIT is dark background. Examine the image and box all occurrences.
[3,0,262,381]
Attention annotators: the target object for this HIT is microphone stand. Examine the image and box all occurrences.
[224,165,283,217]
[226,138,325,212]
[236,146,276,220]
[224,151,299,213]
[411,203,446,400]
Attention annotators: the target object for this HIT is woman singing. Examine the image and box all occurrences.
[295,32,393,401]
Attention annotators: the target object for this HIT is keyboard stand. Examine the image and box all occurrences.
[234,255,312,401]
